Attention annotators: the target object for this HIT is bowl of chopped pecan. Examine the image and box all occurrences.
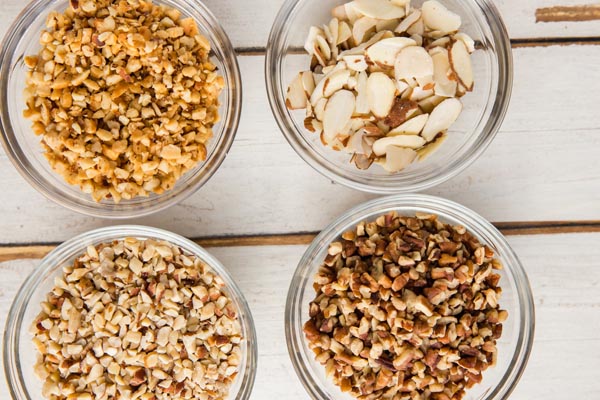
[4,225,257,400]
[266,0,513,193]
[286,194,534,400]
[0,0,241,217]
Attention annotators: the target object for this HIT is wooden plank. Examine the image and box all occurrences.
[0,233,599,399]
[2,1,600,51]
[2,220,600,262]
[0,45,599,243]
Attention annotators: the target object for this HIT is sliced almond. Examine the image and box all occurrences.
[453,32,476,53]
[354,0,406,20]
[328,18,339,46]
[352,153,374,170]
[344,2,362,24]
[337,21,352,45]
[395,79,410,95]
[301,71,316,96]
[421,97,462,141]
[304,26,325,56]
[384,98,419,128]
[406,17,424,36]
[449,39,474,91]
[411,34,423,47]
[323,69,351,97]
[382,146,417,172]
[417,133,446,160]
[428,36,451,49]
[304,117,323,135]
[355,71,370,114]
[372,135,425,155]
[395,10,421,33]
[343,55,368,72]
[352,16,378,45]
[347,129,369,154]
[390,0,411,7]
[432,49,458,97]
[367,72,397,118]
[310,65,347,105]
[409,86,434,101]
[421,0,461,34]
[314,97,328,121]
[285,73,307,109]
[418,95,445,113]
[376,19,400,32]
[332,4,348,21]
[339,30,393,59]
[394,46,434,82]
[314,34,332,65]
[323,90,355,143]
[388,113,429,135]
[366,37,416,67]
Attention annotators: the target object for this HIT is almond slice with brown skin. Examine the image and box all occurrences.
[372,135,425,156]
[395,46,434,82]
[421,97,462,141]
[367,72,397,118]
[286,73,307,109]
[366,37,416,67]
[323,69,351,97]
[301,71,315,96]
[344,55,368,72]
[354,0,406,19]
[382,146,417,172]
[453,32,476,53]
[323,90,355,143]
[421,0,461,34]
[418,95,444,113]
[395,9,421,33]
[304,26,325,56]
[388,113,429,136]
[431,49,457,97]
[449,39,474,91]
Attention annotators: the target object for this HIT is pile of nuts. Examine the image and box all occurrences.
[31,238,242,400]
[286,0,475,172]
[304,212,506,399]
[23,0,224,202]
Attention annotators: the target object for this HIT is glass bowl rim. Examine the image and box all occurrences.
[265,0,514,194]
[3,225,258,400]
[0,0,242,219]
[285,193,535,400]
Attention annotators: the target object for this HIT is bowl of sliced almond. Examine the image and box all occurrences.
[266,0,512,193]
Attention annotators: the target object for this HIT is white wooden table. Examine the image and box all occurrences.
[1,1,600,399]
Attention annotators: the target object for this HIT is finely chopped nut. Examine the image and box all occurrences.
[31,238,242,400]
[304,212,506,400]
[23,0,224,202]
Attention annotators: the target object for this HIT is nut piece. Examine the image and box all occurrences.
[32,238,243,400]
[23,0,224,203]
[305,212,506,399]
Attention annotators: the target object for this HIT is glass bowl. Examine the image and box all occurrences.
[286,194,534,399]
[4,225,257,400]
[266,0,512,193]
[0,0,241,218]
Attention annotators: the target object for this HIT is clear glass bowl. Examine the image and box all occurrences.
[286,194,534,399]
[0,0,241,218]
[4,225,257,400]
[266,0,512,193]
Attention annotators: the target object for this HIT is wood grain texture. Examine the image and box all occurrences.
[536,4,600,22]
[2,0,600,51]
[2,220,600,262]
[1,233,599,399]
[0,46,599,243]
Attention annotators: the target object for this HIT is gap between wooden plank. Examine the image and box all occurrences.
[236,37,600,56]
[536,5,600,23]
[1,221,599,263]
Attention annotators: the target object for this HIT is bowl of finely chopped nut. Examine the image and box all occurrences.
[286,194,534,400]
[4,225,257,400]
[0,0,241,217]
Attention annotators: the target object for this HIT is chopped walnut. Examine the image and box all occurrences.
[23,0,224,202]
[31,238,242,399]
[305,212,506,400]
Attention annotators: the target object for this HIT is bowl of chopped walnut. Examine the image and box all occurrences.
[0,0,241,217]
[286,194,534,400]
[4,225,257,400]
